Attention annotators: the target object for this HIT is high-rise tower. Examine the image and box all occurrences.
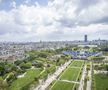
[84,35,87,42]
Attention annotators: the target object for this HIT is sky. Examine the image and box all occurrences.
[0,0,108,42]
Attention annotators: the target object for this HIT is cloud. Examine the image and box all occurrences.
[77,0,108,25]
[0,0,108,41]
[75,0,99,13]
[11,1,16,8]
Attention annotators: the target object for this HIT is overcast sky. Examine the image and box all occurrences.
[0,0,108,42]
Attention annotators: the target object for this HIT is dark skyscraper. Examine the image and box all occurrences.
[84,35,87,42]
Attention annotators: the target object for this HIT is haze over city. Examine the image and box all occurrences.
[0,0,108,42]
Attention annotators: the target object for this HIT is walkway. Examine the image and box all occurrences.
[34,60,72,90]
[78,64,87,90]
[87,62,92,90]
[57,79,79,84]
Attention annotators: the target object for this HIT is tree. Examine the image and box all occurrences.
[20,62,32,69]
[56,58,60,62]
[106,65,108,74]
[88,56,105,62]
[0,77,8,90]
[0,62,6,76]
[36,62,43,68]
[87,64,90,71]
[6,72,16,84]
[11,64,17,71]
[72,47,79,51]
[14,60,23,65]
[34,76,39,82]
[19,62,26,69]
[25,62,32,68]
[100,45,108,51]
[37,52,48,58]
[85,75,89,81]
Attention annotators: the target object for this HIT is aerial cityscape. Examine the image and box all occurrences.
[0,0,108,90]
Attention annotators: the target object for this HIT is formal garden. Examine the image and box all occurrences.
[50,81,79,90]
[48,60,84,90]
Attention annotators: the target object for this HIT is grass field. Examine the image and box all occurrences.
[49,60,84,90]
[95,74,108,90]
[8,68,42,90]
[59,68,80,81]
[49,81,79,90]
[50,81,74,90]
[70,60,84,67]
[59,60,83,81]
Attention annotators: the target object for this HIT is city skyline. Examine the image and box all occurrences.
[0,0,108,42]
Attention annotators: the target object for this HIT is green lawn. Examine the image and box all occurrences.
[70,60,84,67]
[50,81,79,90]
[60,68,80,81]
[59,60,83,81]
[49,60,84,90]
[8,68,42,90]
[95,74,108,90]
[50,81,74,90]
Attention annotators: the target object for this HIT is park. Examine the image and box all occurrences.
[0,46,108,90]
[49,60,84,90]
